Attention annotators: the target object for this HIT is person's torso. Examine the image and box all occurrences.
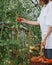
[38,5,48,36]
[38,2,52,49]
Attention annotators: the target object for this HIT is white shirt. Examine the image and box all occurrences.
[37,1,52,49]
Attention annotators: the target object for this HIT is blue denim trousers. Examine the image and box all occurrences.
[43,49,52,59]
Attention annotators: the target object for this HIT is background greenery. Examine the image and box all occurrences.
[0,0,42,65]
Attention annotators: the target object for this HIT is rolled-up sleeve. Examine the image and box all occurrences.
[46,6,52,26]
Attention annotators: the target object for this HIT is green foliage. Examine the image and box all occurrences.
[0,0,42,65]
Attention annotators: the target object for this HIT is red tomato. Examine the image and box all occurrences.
[17,17,22,22]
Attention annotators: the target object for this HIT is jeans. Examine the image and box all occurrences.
[43,49,52,59]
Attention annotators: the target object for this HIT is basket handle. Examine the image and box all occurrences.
[40,43,45,57]
[40,44,42,57]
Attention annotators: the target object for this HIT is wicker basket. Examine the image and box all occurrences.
[30,45,52,65]
[30,56,43,65]
[30,56,52,65]
[42,59,52,65]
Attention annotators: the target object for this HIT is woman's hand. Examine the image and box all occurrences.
[21,18,27,23]
[17,17,27,23]
[41,39,46,47]
[40,39,46,56]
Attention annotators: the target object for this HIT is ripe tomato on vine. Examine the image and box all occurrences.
[17,17,23,22]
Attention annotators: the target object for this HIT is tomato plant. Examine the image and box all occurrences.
[0,0,41,65]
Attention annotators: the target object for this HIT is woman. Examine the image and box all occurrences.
[19,0,52,59]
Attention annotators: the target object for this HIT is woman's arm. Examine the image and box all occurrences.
[41,26,52,46]
[22,19,40,26]
[43,26,52,41]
